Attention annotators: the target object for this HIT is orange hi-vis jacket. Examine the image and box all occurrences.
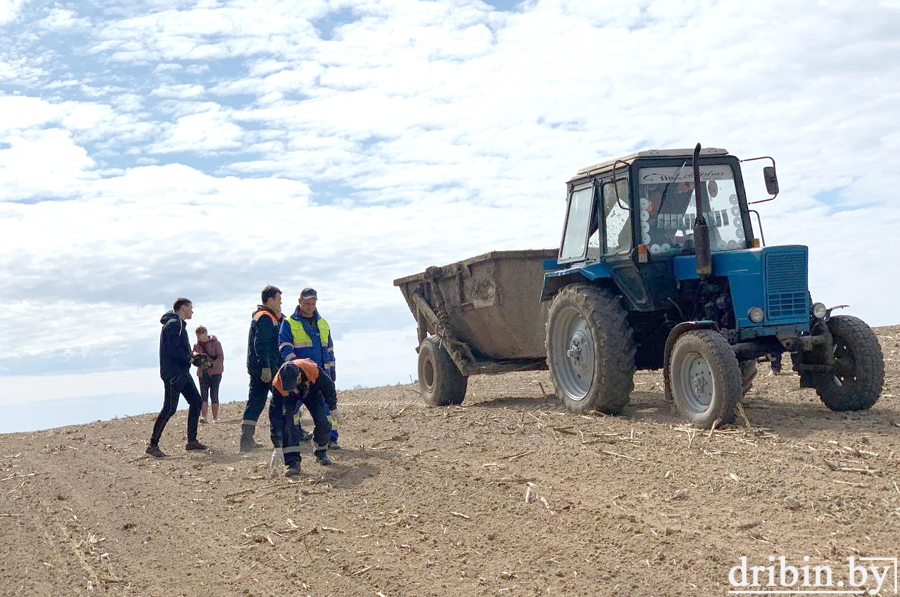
[272,358,320,396]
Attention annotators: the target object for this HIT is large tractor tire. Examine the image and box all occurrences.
[417,336,468,406]
[669,330,742,427]
[740,360,757,396]
[809,316,884,411]
[546,284,636,415]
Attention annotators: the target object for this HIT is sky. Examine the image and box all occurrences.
[1,0,898,433]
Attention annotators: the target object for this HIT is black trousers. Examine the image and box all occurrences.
[272,388,333,468]
[270,392,301,467]
[242,375,271,432]
[199,373,222,404]
[300,383,333,452]
[296,374,339,442]
[150,374,202,445]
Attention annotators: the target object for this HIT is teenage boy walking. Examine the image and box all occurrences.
[147,297,206,458]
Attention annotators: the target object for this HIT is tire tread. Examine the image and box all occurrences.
[812,316,884,411]
[418,337,468,406]
[670,330,741,426]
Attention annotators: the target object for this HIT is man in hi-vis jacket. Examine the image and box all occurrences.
[278,287,339,448]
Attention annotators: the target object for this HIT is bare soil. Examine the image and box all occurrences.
[1,326,898,597]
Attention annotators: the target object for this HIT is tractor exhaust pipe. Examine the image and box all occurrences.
[692,143,712,277]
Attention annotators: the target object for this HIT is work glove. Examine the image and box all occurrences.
[330,408,341,424]
[260,368,272,383]
[269,447,283,478]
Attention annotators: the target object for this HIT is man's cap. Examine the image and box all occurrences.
[280,362,300,391]
[300,287,318,299]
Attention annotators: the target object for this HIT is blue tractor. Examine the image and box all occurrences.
[542,144,884,426]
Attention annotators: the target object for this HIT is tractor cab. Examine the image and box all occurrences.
[548,148,759,312]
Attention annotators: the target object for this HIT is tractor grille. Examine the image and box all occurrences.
[765,252,807,319]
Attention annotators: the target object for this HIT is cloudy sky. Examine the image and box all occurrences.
[1,0,898,433]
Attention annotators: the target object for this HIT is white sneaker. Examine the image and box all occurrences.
[199,417,208,424]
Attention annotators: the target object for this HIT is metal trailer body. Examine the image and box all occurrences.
[393,249,556,377]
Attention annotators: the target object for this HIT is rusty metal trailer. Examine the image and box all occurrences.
[394,249,557,405]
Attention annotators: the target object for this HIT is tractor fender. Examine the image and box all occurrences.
[662,321,718,402]
[540,262,613,302]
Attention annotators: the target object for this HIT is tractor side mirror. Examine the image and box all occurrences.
[742,156,779,205]
[763,166,779,196]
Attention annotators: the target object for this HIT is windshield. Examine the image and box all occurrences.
[637,164,748,256]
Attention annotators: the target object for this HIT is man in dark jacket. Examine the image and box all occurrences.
[241,285,283,452]
[147,297,206,458]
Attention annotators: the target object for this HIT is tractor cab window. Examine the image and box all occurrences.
[602,179,631,255]
[637,165,747,256]
[559,186,594,262]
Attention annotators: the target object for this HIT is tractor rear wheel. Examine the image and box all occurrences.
[810,316,884,411]
[418,336,468,406]
[546,284,636,415]
[669,330,742,427]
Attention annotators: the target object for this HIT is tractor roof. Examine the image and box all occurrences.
[570,147,730,182]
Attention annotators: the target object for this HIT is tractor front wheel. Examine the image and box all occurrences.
[810,316,884,411]
[669,330,742,427]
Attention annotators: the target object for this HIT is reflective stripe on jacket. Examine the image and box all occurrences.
[278,308,335,380]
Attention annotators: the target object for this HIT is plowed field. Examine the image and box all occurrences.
[1,326,898,597]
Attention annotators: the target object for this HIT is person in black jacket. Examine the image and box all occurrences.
[147,297,206,458]
[241,285,283,452]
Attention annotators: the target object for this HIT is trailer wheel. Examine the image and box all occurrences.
[740,360,757,396]
[418,336,468,407]
[670,330,741,427]
[546,284,635,415]
[810,316,884,411]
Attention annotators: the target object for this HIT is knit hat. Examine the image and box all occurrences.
[279,362,300,391]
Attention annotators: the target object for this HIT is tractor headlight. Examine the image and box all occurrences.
[812,302,827,319]
[748,307,765,323]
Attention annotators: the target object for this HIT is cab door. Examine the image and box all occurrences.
[600,176,654,311]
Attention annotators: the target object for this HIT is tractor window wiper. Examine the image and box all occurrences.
[660,160,688,213]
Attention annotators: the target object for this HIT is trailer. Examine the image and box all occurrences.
[393,249,556,405]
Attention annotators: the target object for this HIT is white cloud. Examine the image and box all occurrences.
[0,0,30,26]
[0,127,95,200]
[38,7,89,31]
[150,104,244,153]
[1,0,899,429]
[151,83,206,100]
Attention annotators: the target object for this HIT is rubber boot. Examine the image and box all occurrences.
[315,449,332,466]
[240,424,262,452]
